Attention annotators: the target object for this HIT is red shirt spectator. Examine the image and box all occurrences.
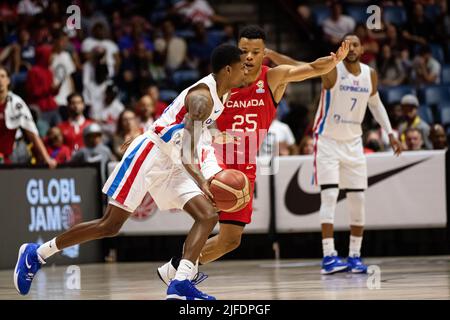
[46,144,71,164]
[146,84,168,119]
[58,116,93,152]
[58,93,93,152]
[135,95,155,131]
[25,45,58,112]
[154,100,169,119]
[45,127,71,164]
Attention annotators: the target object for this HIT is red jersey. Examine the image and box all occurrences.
[215,66,277,166]
[0,100,17,162]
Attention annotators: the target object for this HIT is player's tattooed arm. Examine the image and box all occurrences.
[181,88,215,202]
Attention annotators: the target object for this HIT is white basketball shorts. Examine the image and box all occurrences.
[102,134,203,213]
[314,135,367,189]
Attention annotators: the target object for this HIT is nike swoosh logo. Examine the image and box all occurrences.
[214,109,221,113]
[25,254,32,269]
[246,165,254,170]
[285,158,430,215]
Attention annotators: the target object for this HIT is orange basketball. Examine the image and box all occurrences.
[210,169,251,212]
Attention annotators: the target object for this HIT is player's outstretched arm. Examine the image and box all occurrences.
[181,88,215,202]
[265,48,305,66]
[268,40,349,85]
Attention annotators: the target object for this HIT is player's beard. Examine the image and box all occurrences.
[345,54,360,64]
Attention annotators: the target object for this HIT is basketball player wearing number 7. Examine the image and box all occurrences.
[268,34,403,274]
[157,26,351,283]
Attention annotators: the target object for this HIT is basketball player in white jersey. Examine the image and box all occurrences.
[268,35,403,274]
[14,44,246,300]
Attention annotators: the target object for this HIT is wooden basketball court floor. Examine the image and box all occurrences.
[1,256,450,299]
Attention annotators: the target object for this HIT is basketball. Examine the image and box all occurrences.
[210,169,251,212]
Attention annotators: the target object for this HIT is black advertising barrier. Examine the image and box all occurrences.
[0,163,104,269]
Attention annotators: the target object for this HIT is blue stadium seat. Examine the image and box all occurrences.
[418,105,434,124]
[442,65,450,84]
[172,69,200,87]
[448,43,450,60]
[414,43,445,64]
[159,89,179,103]
[437,103,450,125]
[312,5,330,26]
[430,44,445,64]
[207,30,226,46]
[383,6,407,26]
[345,6,367,24]
[424,4,441,20]
[149,10,167,24]
[175,29,195,39]
[379,85,416,105]
[422,85,450,106]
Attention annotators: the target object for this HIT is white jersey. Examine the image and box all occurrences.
[313,62,373,141]
[148,74,225,154]
[103,74,226,212]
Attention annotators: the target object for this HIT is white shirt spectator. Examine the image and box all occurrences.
[412,55,442,85]
[82,62,110,121]
[260,119,296,156]
[99,98,125,136]
[155,37,187,70]
[322,15,356,40]
[51,51,76,106]
[174,0,215,28]
[81,38,119,75]
[17,0,44,16]
[425,57,441,84]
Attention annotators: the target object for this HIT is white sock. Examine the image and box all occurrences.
[322,238,336,257]
[174,259,196,281]
[349,235,363,257]
[37,238,60,260]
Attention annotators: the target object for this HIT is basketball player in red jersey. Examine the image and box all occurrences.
[157,26,349,283]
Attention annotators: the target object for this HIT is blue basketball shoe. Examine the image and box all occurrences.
[321,254,349,275]
[14,243,44,295]
[347,255,368,273]
[166,279,216,300]
[157,258,208,287]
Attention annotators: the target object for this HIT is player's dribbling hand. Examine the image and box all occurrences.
[213,132,241,145]
[331,40,350,63]
[201,179,216,207]
[389,133,403,157]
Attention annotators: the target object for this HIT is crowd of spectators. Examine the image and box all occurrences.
[0,0,234,171]
[0,0,449,173]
